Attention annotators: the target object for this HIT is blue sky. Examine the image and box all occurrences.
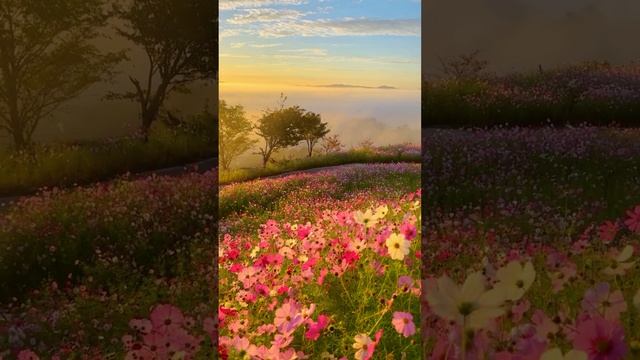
[220,0,421,90]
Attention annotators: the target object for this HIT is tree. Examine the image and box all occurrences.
[0,0,121,150]
[297,111,329,157]
[438,50,489,81]
[321,134,343,154]
[219,100,255,171]
[111,0,217,140]
[254,106,304,168]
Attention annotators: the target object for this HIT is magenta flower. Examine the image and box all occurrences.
[305,314,329,340]
[598,221,619,244]
[624,205,640,233]
[391,312,416,337]
[17,350,40,360]
[572,316,627,360]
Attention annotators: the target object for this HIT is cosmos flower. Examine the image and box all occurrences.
[581,282,627,321]
[494,261,536,301]
[353,334,373,360]
[425,272,505,329]
[602,245,635,276]
[391,312,416,337]
[385,233,410,260]
[572,316,627,360]
[353,209,379,228]
[624,205,640,233]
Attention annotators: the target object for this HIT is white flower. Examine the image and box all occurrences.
[385,233,410,260]
[352,334,373,360]
[495,261,536,301]
[426,272,505,329]
[603,245,635,276]
[354,209,378,228]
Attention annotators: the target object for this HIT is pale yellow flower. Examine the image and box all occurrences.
[354,209,379,228]
[385,233,410,260]
[495,261,536,301]
[352,334,373,360]
[540,348,587,360]
[426,272,505,329]
[603,245,635,276]
[374,205,389,219]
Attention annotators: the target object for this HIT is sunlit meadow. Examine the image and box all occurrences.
[219,162,422,359]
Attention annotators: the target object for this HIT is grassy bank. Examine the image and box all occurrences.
[0,125,216,197]
[424,62,640,127]
[220,145,420,184]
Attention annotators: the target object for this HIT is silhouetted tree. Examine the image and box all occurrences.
[255,106,304,168]
[0,0,121,150]
[438,50,489,81]
[111,0,217,140]
[296,111,329,157]
[321,134,343,154]
[219,100,255,170]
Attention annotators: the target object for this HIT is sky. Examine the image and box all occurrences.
[423,0,640,77]
[220,0,421,151]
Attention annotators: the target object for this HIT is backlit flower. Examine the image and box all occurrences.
[426,272,505,329]
[494,260,536,301]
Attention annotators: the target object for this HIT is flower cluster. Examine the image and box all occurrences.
[219,168,421,358]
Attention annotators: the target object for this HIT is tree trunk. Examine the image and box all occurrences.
[12,131,27,152]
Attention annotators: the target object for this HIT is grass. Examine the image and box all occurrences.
[0,123,216,197]
[219,148,420,185]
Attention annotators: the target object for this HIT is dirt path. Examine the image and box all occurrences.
[0,157,216,209]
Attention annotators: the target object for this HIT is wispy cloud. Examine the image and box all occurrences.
[250,43,283,48]
[311,83,397,90]
[279,48,328,56]
[220,0,306,10]
[228,8,308,24]
[258,18,420,38]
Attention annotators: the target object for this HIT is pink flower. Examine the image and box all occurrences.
[305,314,329,340]
[572,316,627,360]
[510,299,530,323]
[391,312,416,337]
[129,318,153,334]
[17,350,40,360]
[274,300,303,334]
[149,304,185,334]
[598,221,619,244]
[624,205,640,233]
[400,221,417,241]
[531,309,559,340]
[582,283,627,321]
[397,275,413,292]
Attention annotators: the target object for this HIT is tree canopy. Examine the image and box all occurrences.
[0,0,121,150]
[111,0,217,139]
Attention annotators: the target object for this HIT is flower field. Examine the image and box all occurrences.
[0,172,218,359]
[219,163,422,359]
[424,62,640,127]
[422,127,640,359]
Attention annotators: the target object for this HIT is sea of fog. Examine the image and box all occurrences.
[221,82,421,167]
